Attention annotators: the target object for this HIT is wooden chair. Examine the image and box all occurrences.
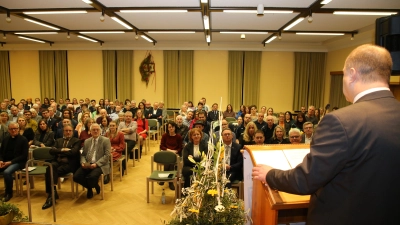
[112,143,128,181]
[146,151,180,203]
[231,180,244,200]
[57,172,75,198]
[148,119,159,145]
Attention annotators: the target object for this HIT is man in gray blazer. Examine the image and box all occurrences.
[253,44,400,224]
[73,123,110,199]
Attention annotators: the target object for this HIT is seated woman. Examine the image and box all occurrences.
[223,104,236,119]
[91,106,102,120]
[238,121,257,148]
[182,128,208,188]
[295,112,306,132]
[187,101,195,112]
[133,109,148,157]
[100,117,109,136]
[266,107,278,124]
[33,119,55,147]
[105,121,125,161]
[79,118,95,147]
[75,112,91,137]
[277,112,285,130]
[236,105,246,119]
[179,105,188,118]
[268,125,290,144]
[160,121,183,190]
[17,116,34,146]
[284,111,295,135]
[116,112,125,126]
[249,105,258,121]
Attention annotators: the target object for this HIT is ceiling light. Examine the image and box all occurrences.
[24,18,60,30]
[265,36,277,43]
[333,11,397,16]
[203,15,210,30]
[79,31,125,34]
[2,33,6,40]
[148,31,195,34]
[15,32,58,34]
[18,36,45,43]
[201,0,208,3]
[320,0,332,4]
[296,32,344,35]
[141,35,153,42]
[220,31,268,34]
[135,32,139,40]
[223,10,292,14]
[100,11,105,22]
[206,35,211,43]
[67,32,70,39]
[23,11,87,14]
[257,4,264,17]
[308,11,313,23]
[278,32,282,40]
[241,34,245,39]
[120,10,187,13]
[111,17,133,29]
[82,0,93,4]
[283,18,304,30]
[351,33,354,40]
[6,11,11,23]
[77,35,98,42]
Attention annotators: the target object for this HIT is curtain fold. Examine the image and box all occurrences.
[308,53,326,108]
[293,52,310,110]
[54,50,68,100]
[0,51,11,100]
[116,50,133,101]
[228,51,244,110]
[329,75,351,109]
[178,50,193,106]
[39,51,55,100]
[102,50,116,100]
[243,51,261,106]
[164,51,179,108]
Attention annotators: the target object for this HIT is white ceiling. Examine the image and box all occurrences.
[0,0,399,51]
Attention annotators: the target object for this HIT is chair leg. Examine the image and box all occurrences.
[119,163,122,182]
[100,174,104,200]
[132,148,136,167]
[146,178,149,203]
[70,174,74,198]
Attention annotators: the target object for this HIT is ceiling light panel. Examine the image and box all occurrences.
[23,11,87,14]
[18,36,45,43]
[296,32,344,35]
[14,32,58,34]
[210,0,315,8]
[223,10,292,14]
[79,31,125,34]
[220,31,268,34]
[141,35,154,42]
[77,35,98,42]
[333,11,397,16]
[97,0,199,7]
[111,17,133,29]
[24,18,60,30]
[120,10,188,13]
[283,18,304,30]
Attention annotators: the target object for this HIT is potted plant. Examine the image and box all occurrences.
[0,199,28,224]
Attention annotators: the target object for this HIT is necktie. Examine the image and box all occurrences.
[87,139,97,163]
[225,145,231,165]
[63,138,70,148]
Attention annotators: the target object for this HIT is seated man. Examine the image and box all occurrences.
[42,124,81,209]
[73,123,111,199]
[55,119,78,139]
[175,115,189,144]
[184,120,209,145]
[117,111,137,159]
[0,122,29,201]
[213,119,237,144]
[288,128,302,144]
[221,128,243,187]
[301,122,314,144]
[95,109,112,125]
[253,130,265,145]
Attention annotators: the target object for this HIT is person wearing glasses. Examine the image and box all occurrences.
[288,128,302,144]
[301,122,314,144]
[0,122,29,202]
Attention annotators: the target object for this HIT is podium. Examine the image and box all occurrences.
[243,145,310,225]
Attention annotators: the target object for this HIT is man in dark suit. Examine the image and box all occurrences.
[55,119,78,139]
[148,102,163,126]
[47,107,61,132]
[73,123,110,199]
[207,103,219,122]
[0,122,29,201]
[252,44,400,224]
[221,128,243,187]
[42,124,81,210]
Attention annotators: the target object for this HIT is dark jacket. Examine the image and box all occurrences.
[33,130,55,147]
[50,137,81,173]
[0,134,29,167]
[182,141,209,168]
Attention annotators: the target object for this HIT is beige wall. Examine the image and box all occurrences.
[68,50,103,101]
[259,52,294,112]
[9,51,40,101]
[193,51,228,109]
[133,50,164,104]
[323,46,357,105]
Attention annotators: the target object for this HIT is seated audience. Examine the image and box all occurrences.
[105,121,125,161]
[288,128,302,144]
[95,109,112,125]
[261,115,276,143]
[301,122,314,144]
[266,107,278,124]
[73,123,111,199]
[133,109,148,157]
[238,121,257,148]
[79,118,95,147]
[56,119,78,139]
[254,112,267,130]
[223,104,236,119]
[17,116,34,146]
[100,117,109,136]
[118,111,137,159]
[253,130,265,145]
[249,105,258,121]
[284,111,295,135]
[182,128,208,188]
[207,103,219,122]
[213,119,237,144]
[33,119,55,147]
[75,112,91,137]
[221,128,243,186]
[295,112,306,132]
[268,125,290,144]
[236,105,246,120]
[175,115,189,143]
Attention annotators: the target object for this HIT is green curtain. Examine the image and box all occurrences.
[39,51,55,99]
[308,53,326,108]
[0,51,11,100]
[54,51,68,100]
[228,51,244,110]
[116,50,133,101]
[243,51,261,106]
[293,52,326,110]
[329,75,351,109]
[164,51,179,108]
[102,50,116,100]
[178,50,193,107]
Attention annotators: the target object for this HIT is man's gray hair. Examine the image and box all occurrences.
[289,128,301,136]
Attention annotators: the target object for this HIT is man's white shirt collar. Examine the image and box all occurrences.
[353,87,390,103]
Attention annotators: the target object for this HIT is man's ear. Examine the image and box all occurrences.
[349,68,359,83]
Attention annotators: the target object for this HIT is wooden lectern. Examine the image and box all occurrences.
[244,145,310,225]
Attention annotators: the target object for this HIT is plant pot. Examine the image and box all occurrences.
[0,211,14,225]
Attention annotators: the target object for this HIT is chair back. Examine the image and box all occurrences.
[32,147,53,160]
[166,110,175,117]
[153,151,177,164]
[225,117,236,122]
[148,119,158,130]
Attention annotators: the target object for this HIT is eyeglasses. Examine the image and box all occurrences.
[290,136,300,139]
[9,128,18,130]
[222,133,231,136]
[304,127,313,129]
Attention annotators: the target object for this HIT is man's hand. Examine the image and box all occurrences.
[0,161,4,168]
[252,164,274,183]
[225,164,231,171]
[90,163,97,169]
